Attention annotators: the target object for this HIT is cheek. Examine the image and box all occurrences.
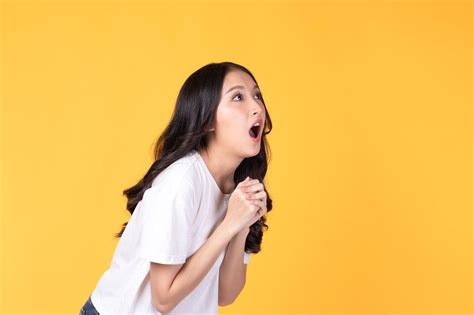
[215,108,244,138]
[216,106,241,127]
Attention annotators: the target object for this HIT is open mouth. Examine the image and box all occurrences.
[249,125,260,139]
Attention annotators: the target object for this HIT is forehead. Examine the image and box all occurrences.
[222,69,257,90]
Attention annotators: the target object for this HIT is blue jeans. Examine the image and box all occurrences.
[79,295,100,315]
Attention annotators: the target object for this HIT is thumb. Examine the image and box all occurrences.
[239,176,250,186]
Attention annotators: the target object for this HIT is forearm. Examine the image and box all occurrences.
[218,227,249,305]
[161,221,236,312]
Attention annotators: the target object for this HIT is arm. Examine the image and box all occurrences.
[218,226,250,306]
[153,220,237,313]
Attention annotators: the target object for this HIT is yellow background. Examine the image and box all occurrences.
[1,0,472,314]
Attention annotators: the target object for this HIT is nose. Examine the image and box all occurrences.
[250,98,263,116]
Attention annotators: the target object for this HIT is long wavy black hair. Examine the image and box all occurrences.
[115,61,273,254]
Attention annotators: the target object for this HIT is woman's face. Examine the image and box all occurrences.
[211,69,266,158]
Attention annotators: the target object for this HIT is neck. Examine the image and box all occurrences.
[197,147,242,194]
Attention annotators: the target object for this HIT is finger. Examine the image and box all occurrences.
[247,198,262,208]
[238,177,255,187]
[238,176,250,186]
[246,190,266,200]
[242,183,264,193]
[257,204,267,216]
[249,199,265,211]
[241,178,259,185]
[255,206,266,218]
[250,212,261,224]
[250,205,267,223]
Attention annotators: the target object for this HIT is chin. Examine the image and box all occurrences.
[247,146,261,157]
[235,138,261,158]
[236,149,257,159]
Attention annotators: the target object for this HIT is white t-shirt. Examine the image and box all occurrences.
[90,150,250,314]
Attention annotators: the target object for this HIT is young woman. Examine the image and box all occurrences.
[79,61,273,314]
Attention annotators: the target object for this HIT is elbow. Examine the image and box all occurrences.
[152,290,175,313]
[218,283,245,307]
[218,297,235,307]
[154,303,168,314]
[218,290,236,306]
[155,304,171,314]
[153,301,173,314]
[217,290,234,306]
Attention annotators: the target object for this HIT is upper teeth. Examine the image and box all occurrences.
[253,122,260,127]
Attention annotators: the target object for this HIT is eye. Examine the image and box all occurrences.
[232,93,243,101]
[232,92,262,101]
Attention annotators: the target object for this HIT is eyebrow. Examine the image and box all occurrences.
[225,84,260,95]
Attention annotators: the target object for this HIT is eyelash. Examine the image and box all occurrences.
[233,92,262,101]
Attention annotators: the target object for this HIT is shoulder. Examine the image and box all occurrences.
[150,152,202,203]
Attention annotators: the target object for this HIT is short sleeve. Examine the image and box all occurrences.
[138,175,197,264]
[244,251,250,264]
